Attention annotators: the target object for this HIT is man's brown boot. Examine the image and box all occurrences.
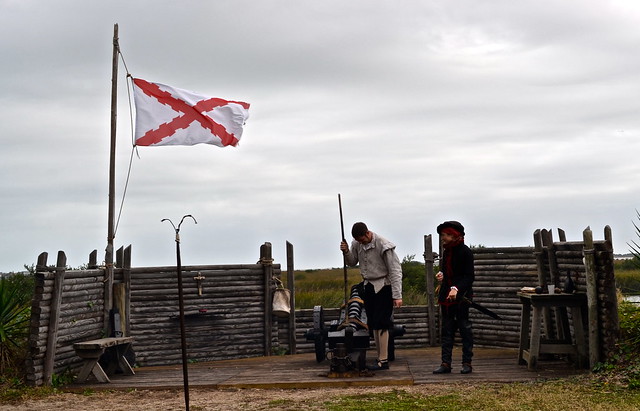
[433,363,451,374]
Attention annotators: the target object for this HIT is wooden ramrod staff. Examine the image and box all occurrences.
[338,194,348,305]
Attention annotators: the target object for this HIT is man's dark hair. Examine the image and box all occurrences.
[351,222,368,238]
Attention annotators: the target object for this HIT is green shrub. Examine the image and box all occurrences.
[619,300,640,353]
[51,368,75,388]
[593,299,640,388]
[401,255,427,295]
[615,300,640,388]
[0,273,34,377]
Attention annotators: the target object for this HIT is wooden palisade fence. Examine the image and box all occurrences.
[280,226,619,365]
[26,227,619,386]
[27,242,282,386]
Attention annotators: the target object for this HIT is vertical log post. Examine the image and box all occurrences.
[43,251,67,385]
[603,225,618,329]
[104,246,113,339]
[27,253,49,386]
[533,230,546,286]
[112,246,131,337]
[543,229,560,289]
[557,225,567,342]
[602,225,619,359]
[558,228,567,242]
[35,252,48,272]
[113,283,126,336]
[533,230,553,339]
[542,229,558,340]
[116,246,124,269]
[123,245,132,337]
[286,241,296,355]
[583,226,600,367]
[260,242,273,356]
[88,249,98,269]
[423,234,437,346]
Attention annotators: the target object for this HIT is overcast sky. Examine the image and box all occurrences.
[1,1,639,273]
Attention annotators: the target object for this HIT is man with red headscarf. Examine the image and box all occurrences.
[433,221,475,374]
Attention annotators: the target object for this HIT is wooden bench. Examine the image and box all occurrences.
[517,293,587,370]
[73,337,135,383]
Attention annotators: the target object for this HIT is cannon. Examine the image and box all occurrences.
[304,282,406,374]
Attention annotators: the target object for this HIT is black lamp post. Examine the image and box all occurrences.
[162,215,197,411]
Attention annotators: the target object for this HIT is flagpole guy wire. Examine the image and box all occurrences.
[111,27,140,238]
[162,214,197,411]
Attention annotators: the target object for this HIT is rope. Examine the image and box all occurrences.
[260,257,274,266]
[114,146,135,236]
[272,276,284,288]
[113,47,139,237]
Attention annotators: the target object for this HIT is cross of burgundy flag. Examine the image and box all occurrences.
[132,78,250,147]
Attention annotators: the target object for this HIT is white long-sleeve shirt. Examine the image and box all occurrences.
[344,232,403,300]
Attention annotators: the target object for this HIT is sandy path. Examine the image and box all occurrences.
[2,385,445,411]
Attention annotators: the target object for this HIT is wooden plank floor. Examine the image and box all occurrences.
[66,347,588,392]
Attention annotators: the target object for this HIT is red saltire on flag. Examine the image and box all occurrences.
[132,78,250,147]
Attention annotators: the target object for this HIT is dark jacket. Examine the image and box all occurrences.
[438,243,474,304]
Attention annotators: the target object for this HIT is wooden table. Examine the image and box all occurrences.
[73,337,135,383]
[517,292,587,370]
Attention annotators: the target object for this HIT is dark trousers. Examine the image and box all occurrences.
[363,283,393,330]
[440,303,473,364]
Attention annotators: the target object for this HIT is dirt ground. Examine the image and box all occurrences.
[2,385,446,411]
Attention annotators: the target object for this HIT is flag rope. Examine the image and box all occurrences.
[112,47,137,238]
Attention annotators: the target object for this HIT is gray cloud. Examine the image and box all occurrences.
[1,0,640,272]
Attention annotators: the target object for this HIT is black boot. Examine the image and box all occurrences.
[461,363,473,374]
[367,359,389,371]
[433,363,451,374]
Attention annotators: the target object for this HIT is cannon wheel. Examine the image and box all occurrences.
[313,306,326,363]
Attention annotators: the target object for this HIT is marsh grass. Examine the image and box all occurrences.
[287,267,427,309]
[614,259,640,295]
[616,269,640,295]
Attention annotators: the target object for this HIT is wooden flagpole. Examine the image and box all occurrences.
[105,23,119,336]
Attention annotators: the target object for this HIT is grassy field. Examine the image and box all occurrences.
[286,266,428,309]
[288,260,640,310]
[316,378,640,410]
[2,376,640,410]
[286,267,363,309]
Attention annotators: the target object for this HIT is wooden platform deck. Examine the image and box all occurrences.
[66,347,588,392]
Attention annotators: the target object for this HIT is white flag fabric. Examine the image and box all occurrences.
[132,78,250,147]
